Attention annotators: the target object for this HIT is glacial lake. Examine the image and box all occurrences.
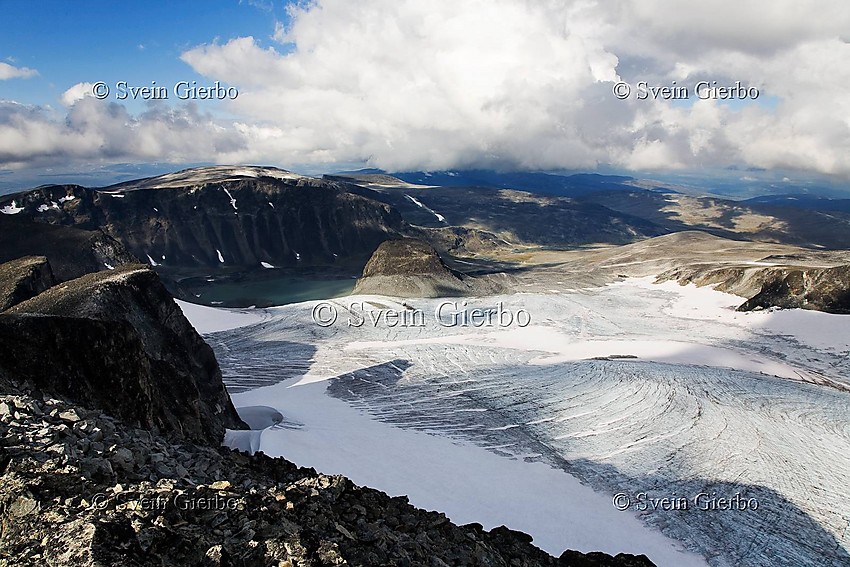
[178,273,357,307]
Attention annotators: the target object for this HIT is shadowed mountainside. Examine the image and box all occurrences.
[0,167,405,273]
[0,214,136,282]
[0,261,246,444]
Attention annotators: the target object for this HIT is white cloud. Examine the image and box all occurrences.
[0,98,246,169]
[0,62,38,80]
[61,82,96,106]
[4,0,850,177]
[272,21,287,44]
[177,0,850,176]
[182,0,622,171]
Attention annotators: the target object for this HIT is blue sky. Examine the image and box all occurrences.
[1,1,849,193]
[1,0,285,109]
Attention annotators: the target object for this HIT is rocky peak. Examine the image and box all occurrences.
[360,238,460,279]
[1,262,245,444]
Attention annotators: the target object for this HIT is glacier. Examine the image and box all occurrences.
[184,277,850,567]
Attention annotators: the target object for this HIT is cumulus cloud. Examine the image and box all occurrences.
[177,0,850,176]
[60,82,96,106]
[0,62,38,80]
[4,0,850,177]
[181,0,623,171]
[0,98,245,169]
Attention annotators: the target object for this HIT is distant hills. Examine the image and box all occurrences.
[331,170,850,249]
[1,165,848,307]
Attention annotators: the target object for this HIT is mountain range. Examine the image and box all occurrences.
[1,165,848,311]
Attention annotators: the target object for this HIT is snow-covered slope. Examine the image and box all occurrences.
[185,279,850,567]
[102,165,308,192]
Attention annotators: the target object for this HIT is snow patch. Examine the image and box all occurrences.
[0,201,24,215]
[223,187,238,211]
[58,195,76,203]
[405,194,446,223]
[260,262,275,269]
[217,249,225,263]
[145,254,159,267]
[176,300,265,334]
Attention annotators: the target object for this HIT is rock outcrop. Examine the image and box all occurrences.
[737,265,850,313]
[0,262,245,444]
[0,256,54,311]
[0,389,656,567]
[353,238,507,297]
[656,260,850,314]
[0,215,136,282]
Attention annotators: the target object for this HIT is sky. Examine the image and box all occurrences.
[1,0,850,191]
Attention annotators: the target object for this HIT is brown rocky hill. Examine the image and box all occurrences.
[354,238,509,297]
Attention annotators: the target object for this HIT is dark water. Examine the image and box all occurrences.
[181,274,356,307]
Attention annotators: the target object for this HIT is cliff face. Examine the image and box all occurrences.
[0,168,405,272]
[0,262,245,444]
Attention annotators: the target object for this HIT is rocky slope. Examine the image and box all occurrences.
[641,238,850,313]
[0,390,654,567]
[353,238,508,297]
[0,215,136,282]
[334,177,667,246]
[0,167,405,272]
[0,261,245,445]
[579,190,850,249]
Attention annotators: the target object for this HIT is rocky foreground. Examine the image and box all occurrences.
[0,389,655,567]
